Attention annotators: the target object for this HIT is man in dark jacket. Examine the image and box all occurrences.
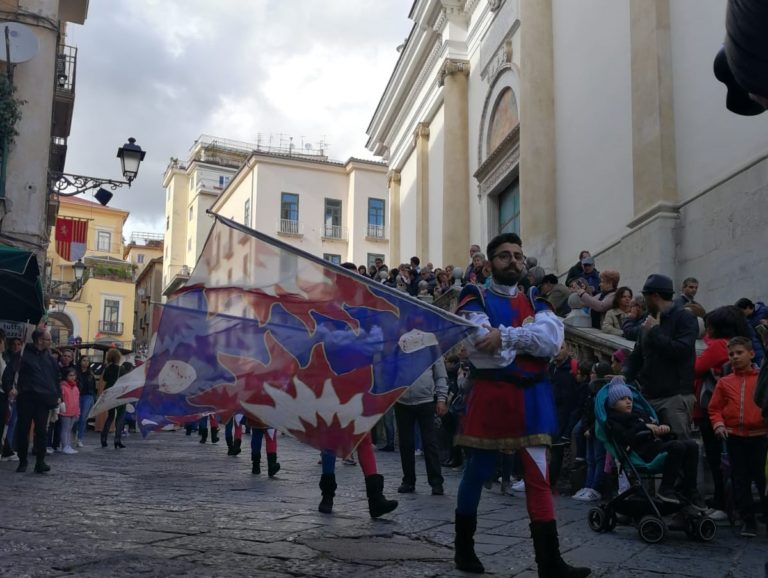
[624,274,699,440]
[13,329,60,474]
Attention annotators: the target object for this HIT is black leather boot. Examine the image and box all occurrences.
[226,432,234,455]
[199,428,208,443]
[34,455,50,474]
[530,521,591,578]
[252,456,261,475]
[267,453,280,477]
[318,473,337,514]
[454,511,484,573]
[210,427,219,444]
[232,438,242,456]
[364,474,398,518]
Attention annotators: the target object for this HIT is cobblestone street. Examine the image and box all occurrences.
[0,431,765,578]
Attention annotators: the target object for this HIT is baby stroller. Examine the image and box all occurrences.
[586,383,716,544]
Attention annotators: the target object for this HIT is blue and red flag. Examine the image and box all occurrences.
[136,214,475,457]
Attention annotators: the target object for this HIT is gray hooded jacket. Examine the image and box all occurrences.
[396,357,448,406]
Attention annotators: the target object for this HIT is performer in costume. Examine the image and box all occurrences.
[314,261,399,519]
[251,424,281,477]
[318,432,398,518]
[453,233,590,578]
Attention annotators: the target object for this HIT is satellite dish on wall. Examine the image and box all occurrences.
[0,22,39,64]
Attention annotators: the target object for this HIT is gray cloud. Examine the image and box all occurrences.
[64,0,412,237]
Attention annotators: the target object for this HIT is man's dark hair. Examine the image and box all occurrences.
[340,262,357,271]
[727,336,753,351]
[31,329,45,343]
[410,256,420,266]
[542,274,559,285]
[578,250,590,260]
[487,233,522,260]
[704,306,752,340]
[735,297,754,310]
[682,277,699,287]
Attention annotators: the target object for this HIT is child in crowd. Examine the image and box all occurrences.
[59,368,81,455]
[605,379,704,508]
[573,362,612,501]
[709,336,768,537]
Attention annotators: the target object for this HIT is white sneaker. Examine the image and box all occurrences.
[46,447,54,455]
[414,449,423,456]
[511,479,526,492]
[0,453,18,461]
[707,509,728,521]
[76,441,84,448]
[584,489,602,502]
[62,446,78,455]
[572,488,588,499]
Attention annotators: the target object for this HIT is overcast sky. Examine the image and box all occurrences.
[64,0,413,239]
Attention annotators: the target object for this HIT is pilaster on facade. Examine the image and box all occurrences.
[387,170,402,267]
[413,123,431,260]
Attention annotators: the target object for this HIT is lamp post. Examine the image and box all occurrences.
[86,303,92,342]
[48,137,146,202]
[73,258,85,284]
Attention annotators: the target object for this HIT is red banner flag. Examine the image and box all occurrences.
[55,218,88,262]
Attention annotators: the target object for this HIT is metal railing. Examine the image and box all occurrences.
[98,321,124,335]
[279,219,302,235]
[322,224,346,240]
[367,224,385,238]
[55,45,77,93]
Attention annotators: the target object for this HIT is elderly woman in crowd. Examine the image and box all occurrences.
[573,270,620,329]
[601,286,633,336]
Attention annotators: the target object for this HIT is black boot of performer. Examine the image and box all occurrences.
[318,473,337,514]
[364,474,398,518]
[34,455,50,474]
[226,431,234,455]
[199,428,208,443]
[530,521,591,578]
[267,452,280,477]
[232,438,242,456]
[454,511,484,573]
[210,427,219,444]
[252,456,261,475]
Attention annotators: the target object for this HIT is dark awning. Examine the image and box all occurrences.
[0,245,45,324]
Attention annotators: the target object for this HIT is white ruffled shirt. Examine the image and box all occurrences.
[459,281,564,368]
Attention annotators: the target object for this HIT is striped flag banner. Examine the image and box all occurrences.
[55,217,88,262]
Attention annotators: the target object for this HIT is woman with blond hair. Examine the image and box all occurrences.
[100,348,127,449]
[574,270,620,329]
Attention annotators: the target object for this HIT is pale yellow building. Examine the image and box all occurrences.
[163,135,390,298]
[46,195,135,350]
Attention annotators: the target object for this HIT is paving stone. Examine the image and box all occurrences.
[0,430,763,577]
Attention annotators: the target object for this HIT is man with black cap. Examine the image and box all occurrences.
[624,274,699,440]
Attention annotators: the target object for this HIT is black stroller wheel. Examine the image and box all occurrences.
[638,515,666,544]
[604,506,617,531]
[588,507,606,533]
[684,517,697,540]
[696,517,717,542]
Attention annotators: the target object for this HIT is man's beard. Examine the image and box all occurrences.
[492,265,525,287]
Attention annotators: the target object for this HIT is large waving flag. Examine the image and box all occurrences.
[136,214,475,457]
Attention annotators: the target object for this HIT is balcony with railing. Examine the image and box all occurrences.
[321,224,347,241]
[277,219,303,236]
[52,45,77,139]
[366,223,386,240]
[98,320,124,335]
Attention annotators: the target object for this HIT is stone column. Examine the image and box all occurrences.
[627,0,678,276]
[387,169,401,267]
[518,0,557,269]
[629,0,677,215]
[439,59,470,269]
[413,123,430,261]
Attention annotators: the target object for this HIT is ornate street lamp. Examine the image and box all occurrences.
[73,258,85,282]
[49,137,147,199]
[52,298,66,313]
[117,137,146,184]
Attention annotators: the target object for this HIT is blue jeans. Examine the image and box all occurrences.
[572,419,586,460]
[3,400,17,454]
[78,395,95,441]
[585,436,606,490]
